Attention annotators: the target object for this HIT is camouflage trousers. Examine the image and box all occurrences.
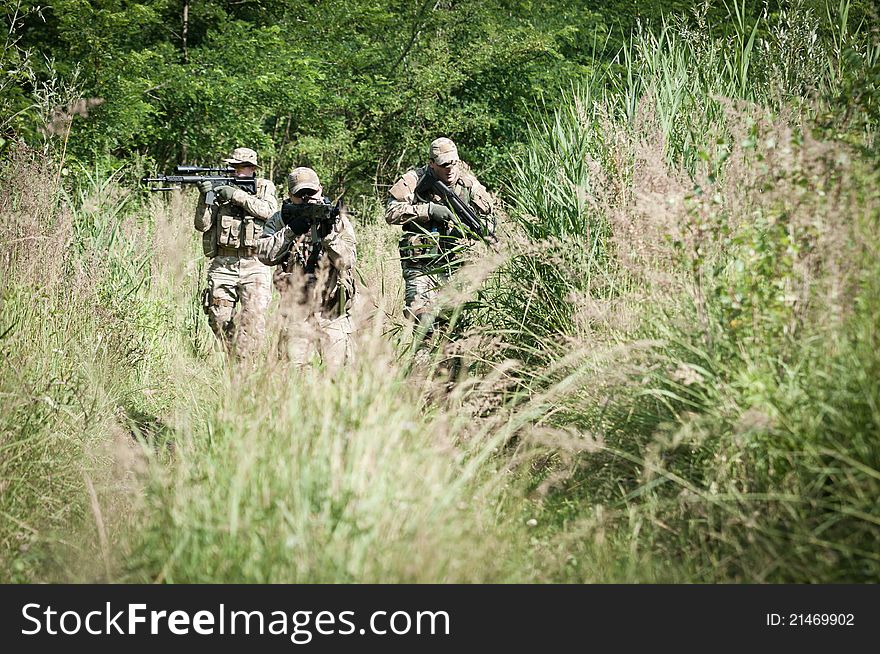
[272,296,352,372]
[271,270,355,371]
[280,312,353,372]
[204,255,272,359]
[403,265,451,330]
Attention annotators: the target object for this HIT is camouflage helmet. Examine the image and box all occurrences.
[223,147,259,167]
[288,167,322,196]
[429,137,459,166]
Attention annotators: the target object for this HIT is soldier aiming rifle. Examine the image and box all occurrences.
[258,167,357,370]
[385,137,497,334]
[142,147,278,360]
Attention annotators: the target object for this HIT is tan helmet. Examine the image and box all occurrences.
[429,137,459,166]
[223,147,259,167]
[288,167,322,196]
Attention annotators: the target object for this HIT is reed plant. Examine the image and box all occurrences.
[476,0,880,581]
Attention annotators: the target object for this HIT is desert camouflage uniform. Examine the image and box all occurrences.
[258,202,357,370]
[385,161,494,327]
[194,176,278,358]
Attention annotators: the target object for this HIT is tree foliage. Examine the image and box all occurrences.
[4,0,614,191]
[4,1,876,192]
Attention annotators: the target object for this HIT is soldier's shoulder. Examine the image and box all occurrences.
[457,162,483,188]
[389,167,424,201]
[338,210,357,235]
[257,177,276,192]
[400,167,426,184]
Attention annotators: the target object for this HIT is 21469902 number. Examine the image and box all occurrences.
[788,613,854,626]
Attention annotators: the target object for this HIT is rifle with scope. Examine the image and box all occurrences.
[141,165,256,206]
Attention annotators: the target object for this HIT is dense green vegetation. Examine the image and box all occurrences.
[10,0,871,188]
[4,0,617,190]
[473,0,880,580]
[1,0,878,582]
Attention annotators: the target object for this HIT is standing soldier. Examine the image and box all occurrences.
[258,167,357,370]
[194,147,278,359]
[384,137,495,332]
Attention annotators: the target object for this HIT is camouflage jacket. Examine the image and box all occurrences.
[194,178,278,258]
[258,200,357,318]
[384,162,494,268]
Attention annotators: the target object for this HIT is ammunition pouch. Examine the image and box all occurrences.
[214,205,261,251]
[399,230,442,267]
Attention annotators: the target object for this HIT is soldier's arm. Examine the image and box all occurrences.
[384,171,430,226]
[194,194,212,232]
[257,212,295,266]
[469,177,494,217]
[232,179,279,220]
[465,173,497,235]
[323,213,357,272]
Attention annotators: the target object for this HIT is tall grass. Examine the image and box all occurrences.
[0,149,545,583]
[1,0,878,583]
[473,0,880,581]
[0,147,219,581]
[126,336,511,582]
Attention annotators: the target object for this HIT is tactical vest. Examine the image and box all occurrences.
[399,165,486,269]
[279,206,356,318]
[203,178,270,257]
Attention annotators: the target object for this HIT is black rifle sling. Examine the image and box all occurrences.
[304,223,323,275]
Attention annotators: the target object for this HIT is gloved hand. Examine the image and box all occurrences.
[281,201,310,236]
[215,185,237,203]
[427,201,455,225]
[197,180,213,195]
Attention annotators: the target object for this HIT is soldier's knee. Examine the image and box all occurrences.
[405,287,436,322]
[208,303,234,333]
[241,283,272,313]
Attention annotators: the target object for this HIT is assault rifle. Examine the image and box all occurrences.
[280,197,345,276]
[141,165,256,206]
[414,173,496,244]
[281,197,344,235]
